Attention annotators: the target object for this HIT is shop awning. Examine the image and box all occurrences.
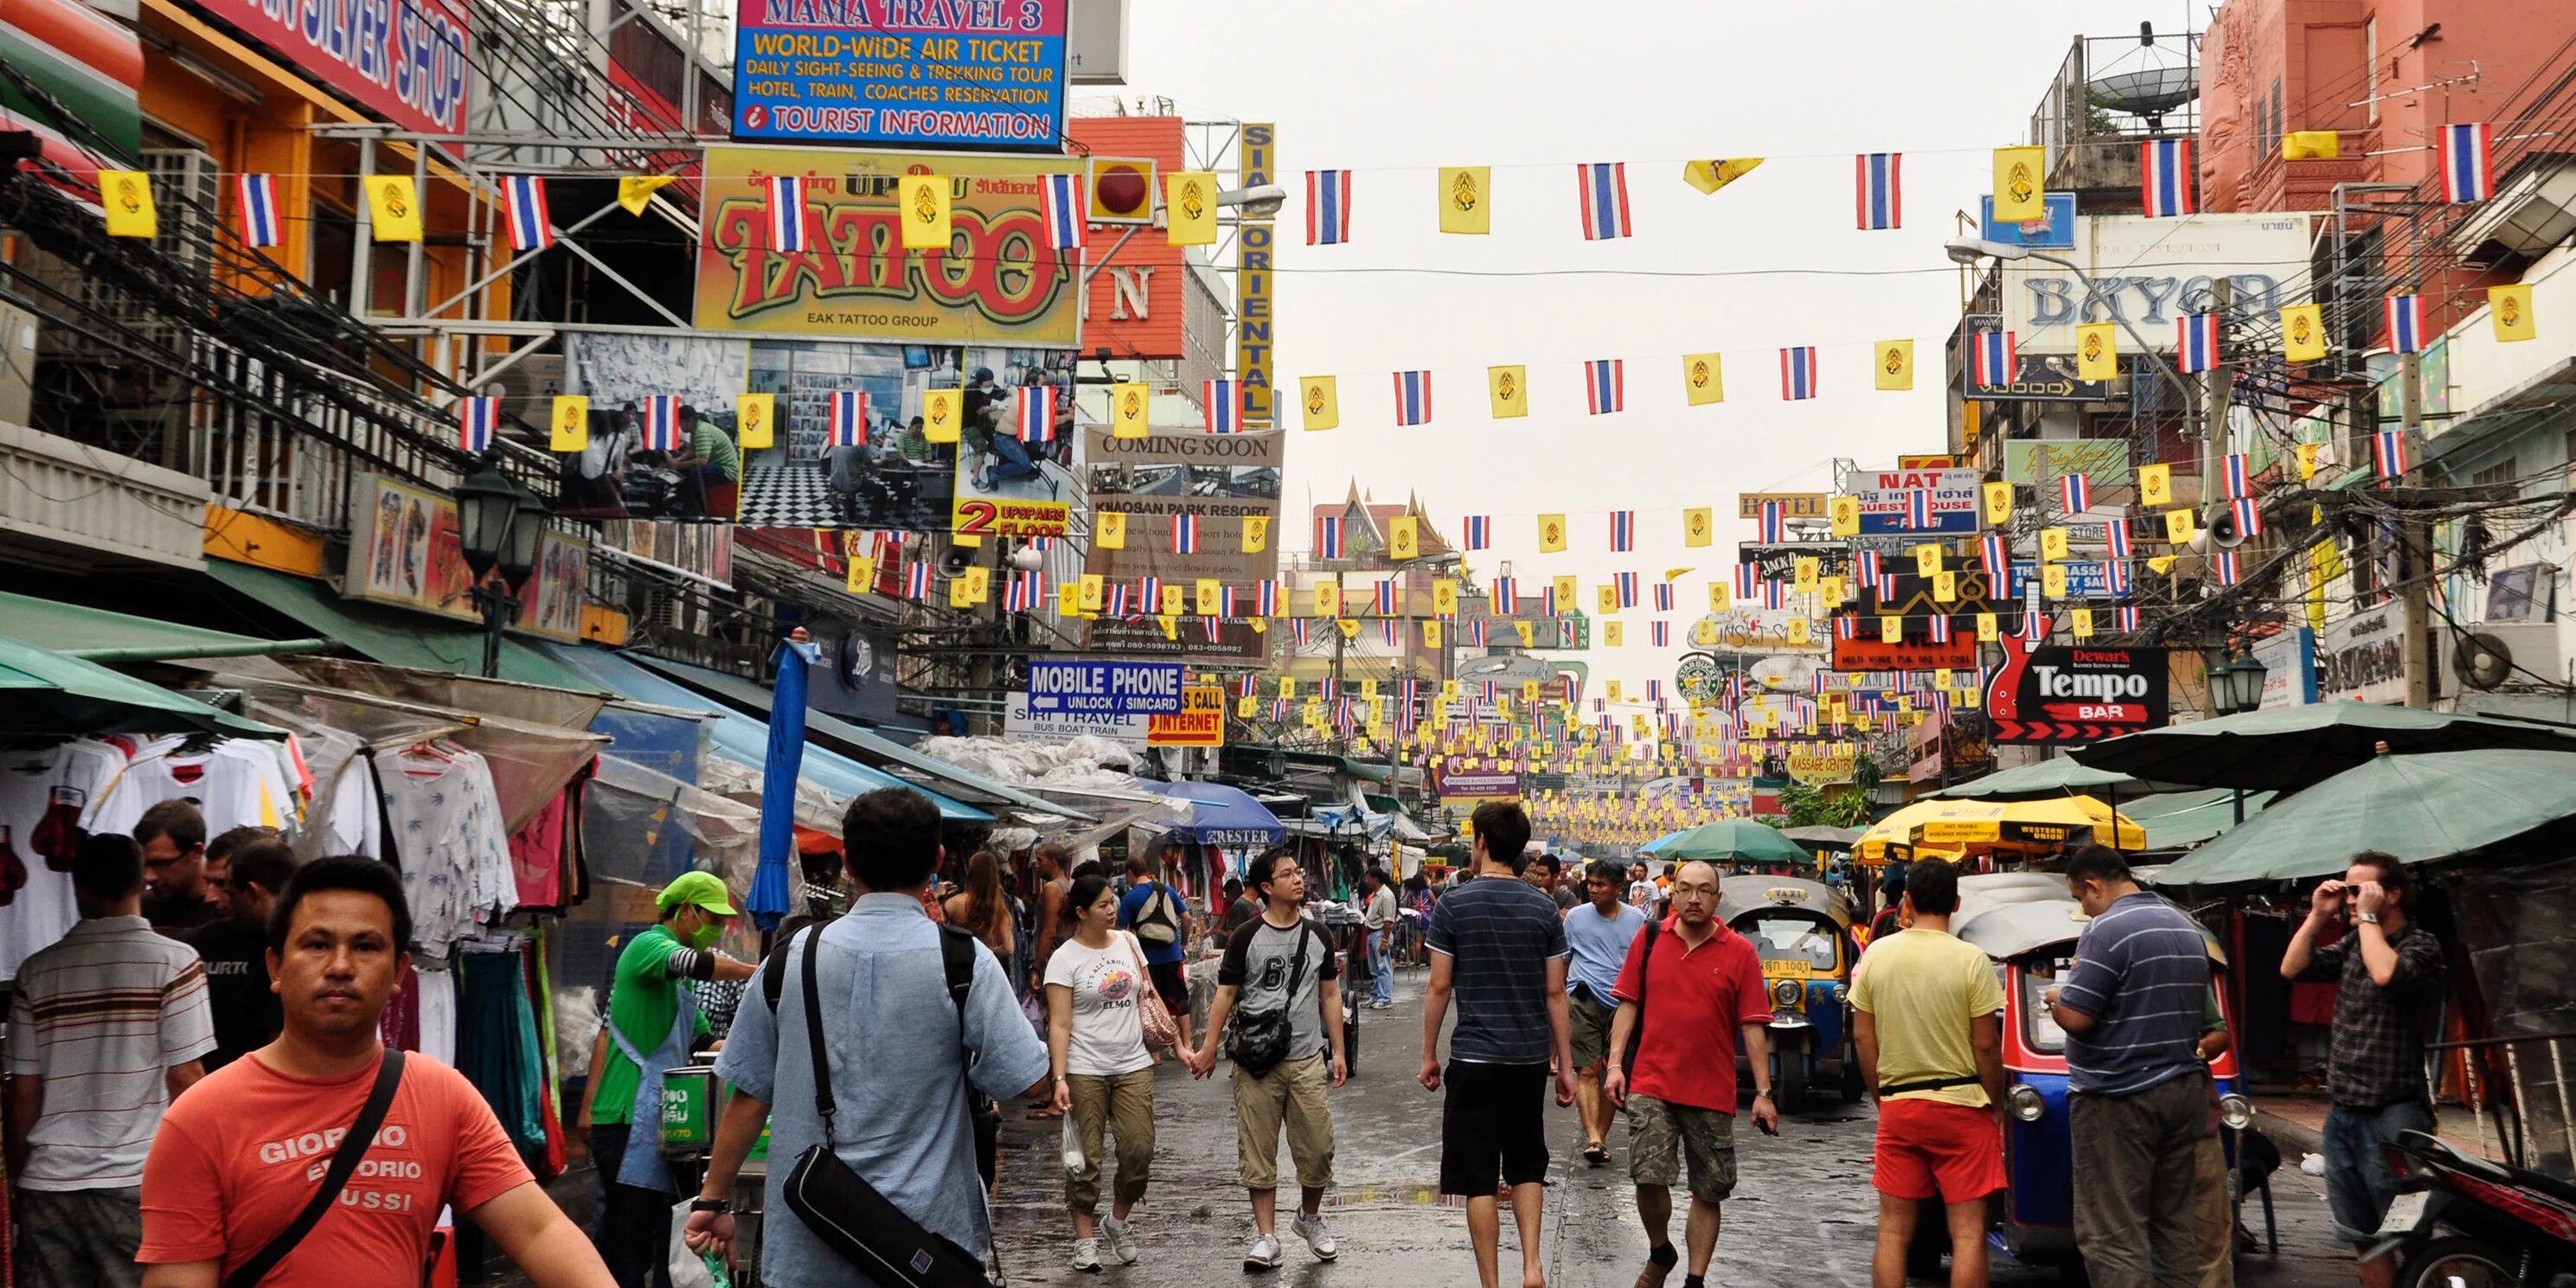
[2124,788,2277,850]
[626,653,1092,823]
[0,591,330,662]
[207,562,607,695]
[0,637,281,740]
[532,643,990,823]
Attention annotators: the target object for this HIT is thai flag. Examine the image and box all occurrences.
[1469,620,1490,646]
[1615,572,1638,607]
[826,391,868,448]
[1906,489,1933,529]
[503,174,552,252]
[1016,386,1054,442]
[1835,614,1857,643]
[2021,610,2047,641]
[1585,359,1624,413]
[1856,549,1882,585]
[1203,380,1240,433]
[1540,585,1560,615]
[2107,560,2132,595]
[1139,576,1163,610]
[1650,621,1671,647]
[2177,313,2220,373]
[2060,472,2092,514]
[1373,580,1397,615]
[1982,534,2010,586]
[1170,514,1199,554]
[1759,501,1785,544]
[2140,138,2193,217]
[236,173,283,247]
[1255,580,1279,615]
[1779,347,1818,400]
[1402,679,1422,707]
[1463,515,1490,550]
[1316,516,1343,558]
[1290,617,1309,644]
[1493,576,1517,610]
[1220,586,1237,618]
[2439,123,2493,202]
[2232,497,2265,537]
[2374,429,2409,479]
[1929,613,1951,643]
[1381,618,1400,645]
[2106,521,2133,560]
[1970,330,2016,388]
[1041,171,1086,250]
[768,175,808,252]
[1392,370,1432,426]
[2118,606,2140,632]
[1267,699,1290,721]
[905,561,932,598]
[1577,162,1631,240]
[1306,170,1351,246]
[1734,564,1760,599]
[2386,293,2427,355]
[1764,580,1787,610]
[1855,152,1900,229]
[2220,453,2252,499]
[1652,581,1675,612]
[458,396,499,453]
[642,395,682,451]
[1006,571,1044,612]
[1609,509,1636,551]
[2214,550,2241,586]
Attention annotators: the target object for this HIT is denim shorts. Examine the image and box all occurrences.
[2321,1099,2435,1240]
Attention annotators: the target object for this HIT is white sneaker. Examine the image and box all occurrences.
[1071,1237,1102,1272]
[1368,998,1393,1009]
[1244,1232,1283,1272]
[1291,1212,1339,1261]
[1101,1215,1138,1266]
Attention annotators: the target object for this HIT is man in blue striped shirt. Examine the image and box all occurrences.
[2044,846,2214,1288]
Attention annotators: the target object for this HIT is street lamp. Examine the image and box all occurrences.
[2207,649,2271,822]
[1944,235,2198,409]
[454,465,548,678]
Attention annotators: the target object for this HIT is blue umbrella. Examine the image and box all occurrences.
[753,636,818,928]
[1158,780,1286,849]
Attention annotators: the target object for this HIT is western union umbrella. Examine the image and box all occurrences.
[1928,757,2142,800]
[0,637,281,740]
[1656,819,1810,865]
[2071,702,2576,791]
[1857,795,2143,861]
[2150,748,2576,888]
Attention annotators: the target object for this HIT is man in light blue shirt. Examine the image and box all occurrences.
[686,788,1050,1285]
[1563,859,1648,1166]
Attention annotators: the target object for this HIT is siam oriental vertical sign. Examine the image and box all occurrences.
[1235,122,1277,426]
[731,0,1069,147]
[195,0,470,137]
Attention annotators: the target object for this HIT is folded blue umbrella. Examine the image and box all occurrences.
[753,636,819,928]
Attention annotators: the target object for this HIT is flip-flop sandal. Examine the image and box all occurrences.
[1582,1144,1608,1168]
[1028,1105,1064,1119]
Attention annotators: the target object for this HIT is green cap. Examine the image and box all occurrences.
[657,870,738,917]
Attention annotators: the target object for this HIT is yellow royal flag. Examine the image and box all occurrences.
[1237,695,1257,719]
[2138,463,2171,506]
[2283,131,2340,160]
[549,395,590,452]
[1708,581,1732,611]
[899,176,951,249]
[1096,511,1126,549]
[922,388,963,442]
[1874,339,1914,391]
[1538,514,1567,553]
[1793,557,1820,592]
[1388,515,1420,560]
[1958,686,1982,709]
[1934,570,1958,603]
[1829,496,1861,537]
[1241,515,1269,554]
[2039,527,2069,561]
[1299,375,1338,431]
[1439,166,1490,234]
[2073,607,2096,638]
[2042,563,2069,598]
[1422,619,1443,648]
[1683,506,1714,548]
[736,394,776,449]
[1913,543,1943,577]
[1880,615,1902,644]
[618,175,679,215]
[2491,284,2536,342]
[1515,620,1535,647]
[1246,616,1267,634]
[1195,579,1222,616]
[844,554,876,595]
[1682,158,1764,195]
[1057,584,1085,617]
[1820,574,1845,607]
[1160,585,1187,616]
[1112,382,1152,438]
[951,566,990,607]
[1335,618,1361,640]
[99,170,157,238]
[1786,618,1811,645]
[1079,574,1105,612]
[1982,480,2014,526]
[368,175,423,241]
[1554,574,1579,606]
[1314,583,1342,617]
[2149,554,2178,576]
[1166,171,1218,245]
[1681,352,1725,407]
[1281,678,1298,700]
[2296,443,2321,480]
[1977,612,1999,642]
[2282,304,2329,362]
[1488,365,1528,419]
[1158,615,1180,641]
[1993,146,2046,221]
[1605,622,1624,646]
[1432,579,1458,615]
[2075,323,2118,381]
[2164,508,2196,544]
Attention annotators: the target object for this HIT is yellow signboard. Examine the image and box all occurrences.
[1148,685,1227,747]
[1738,492,1829,519]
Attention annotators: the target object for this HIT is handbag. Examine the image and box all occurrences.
[225,1050,408,1288]
[778,926,998,1288]
[1222,918,1314,1078]
[1125,932,1181,1053]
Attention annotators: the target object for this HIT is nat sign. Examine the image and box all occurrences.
[1986,642,2169,744]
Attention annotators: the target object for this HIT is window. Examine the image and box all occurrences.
[1746,915,1840,971]
[2022,956,2072,1053]
[2366,19,2380,125]
[2474,460,2519,493]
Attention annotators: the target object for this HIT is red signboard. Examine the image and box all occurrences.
[1830,633,1979,673]
[1067,116,1186,360]
[1986,637,2171,743]
[194,0,471,137]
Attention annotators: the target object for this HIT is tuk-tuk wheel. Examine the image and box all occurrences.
[1776,1048,1809,1114]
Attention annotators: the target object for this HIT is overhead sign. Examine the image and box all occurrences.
[2011,560,2112,598]
[2320,610,2404,704]
[1079,426,1278,664]
[730,0,1069,147]
[693,145,1083,345]
[1437,757,1520,801]
[346,476,586,642]
[1069,116,1183,358]
[2252,626,2320,709]
[195,0,470,138]
[1025,660,1184,715]
[1004,692,1148,748]
[1846,467,1978,534]
[1235,122,1278,426]
[2001,212,2311,355]
[2004,439,2134,487]
[1970,353,2115,401]
[1895,454,1958,469]
[1738,492,1828,519]
[1987,642,2170,743]
[1147,685,1226,747]
[1830,633,1977,673]
[1785,747,1857,785]
[1737,542,1845,585]
[1978,192,2078,248]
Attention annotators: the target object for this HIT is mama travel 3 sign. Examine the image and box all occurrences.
[731,0,1069,147]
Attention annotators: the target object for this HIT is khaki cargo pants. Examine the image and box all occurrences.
[1066,1067,1157,1215]
[1232,1053,1336,1190]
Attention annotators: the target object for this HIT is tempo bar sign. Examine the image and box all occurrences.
[1025,660,1184,715]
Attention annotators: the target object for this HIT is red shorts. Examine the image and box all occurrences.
[1873,1098,2006,1203]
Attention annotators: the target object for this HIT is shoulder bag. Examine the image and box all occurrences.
[1123,932,1181,1053]
[1221,918,1315,1078]
[1619,920,1659,1074]
[224,1049,408,1288]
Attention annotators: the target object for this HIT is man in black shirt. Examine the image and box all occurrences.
[136,799,217,936]
[181,838,293,1069]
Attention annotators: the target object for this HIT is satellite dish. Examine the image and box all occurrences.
[2090,67,2199,125]
[2456,632,2516,691]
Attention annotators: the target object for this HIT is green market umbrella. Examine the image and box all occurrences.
[1656,819,1812,865]
[1929,758,2143,800]
[0,637,281,740]
[2150,749,2576,887]
[2070,702,2576,791]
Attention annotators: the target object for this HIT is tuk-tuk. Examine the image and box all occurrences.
[1718,875,1862,1112]
[1929,874,2253,1272]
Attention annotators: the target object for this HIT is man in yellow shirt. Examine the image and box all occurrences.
[1849,860,2006,1288]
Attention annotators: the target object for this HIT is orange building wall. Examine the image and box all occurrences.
[1067,115,1187,360]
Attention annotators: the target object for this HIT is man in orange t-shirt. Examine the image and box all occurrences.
[138,857,611,1288]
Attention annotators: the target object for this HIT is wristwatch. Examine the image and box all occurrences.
[2356,912,2383,925]
[1753,1088,1774,1101]
[689,1197,731,1214]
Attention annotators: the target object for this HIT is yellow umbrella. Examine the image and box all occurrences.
[1856,794,2143,861]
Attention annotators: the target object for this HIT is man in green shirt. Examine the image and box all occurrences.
[673,407,740,519]
[579,872,756,1287]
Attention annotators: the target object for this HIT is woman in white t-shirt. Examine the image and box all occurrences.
[1043,873,1161,1272]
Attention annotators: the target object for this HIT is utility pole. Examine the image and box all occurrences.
[2400,348,2432,708]
[2198,279,2233,543]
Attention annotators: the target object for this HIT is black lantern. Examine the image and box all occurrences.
[2209,650,2271,717]
[499,485,547,591]
[454,465,521,583]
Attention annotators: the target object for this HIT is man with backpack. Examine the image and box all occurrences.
[1118,850,1195,1045]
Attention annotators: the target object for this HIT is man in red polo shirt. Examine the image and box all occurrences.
[1604,860,1778,1288]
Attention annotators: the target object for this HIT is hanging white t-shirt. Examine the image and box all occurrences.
[104,736,296,839]
[1041,932,1154,1077]
[325,754,385,860]
[0,740,140,982]
[375,745,515,957]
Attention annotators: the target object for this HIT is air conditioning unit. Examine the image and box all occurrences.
[2449,622,2566,692]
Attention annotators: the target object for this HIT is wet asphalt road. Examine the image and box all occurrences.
[982,962,2365,1288]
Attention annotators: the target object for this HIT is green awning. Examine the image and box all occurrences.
[2125,788,2276,850]
[2323,465,2375,492]
[0,591,329,662]
[208,562,606,695]
[0,637,280,740]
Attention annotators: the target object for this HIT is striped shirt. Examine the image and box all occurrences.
[1426,877,1569,1065]
[3,915,216,1189]
[2057,893,2213,1096]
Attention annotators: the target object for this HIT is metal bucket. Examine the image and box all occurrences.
[660,1065,718,1157]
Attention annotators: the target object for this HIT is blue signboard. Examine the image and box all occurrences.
[731,0,1070,148]
[2011,560,2113,599]
[1026,660,1185,716]
[1978,192,2079,248]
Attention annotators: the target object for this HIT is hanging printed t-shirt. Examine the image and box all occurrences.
[108,737,296,838]
[138,1050,534,1286]
[374,746,515,957]
[1041,933,1153,1076]
[0,739,144,981]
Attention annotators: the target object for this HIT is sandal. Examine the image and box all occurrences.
[1028,1105,1064,1120]
[1582,1144,1608,1168]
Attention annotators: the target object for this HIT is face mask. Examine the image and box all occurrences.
[687,917,721,951]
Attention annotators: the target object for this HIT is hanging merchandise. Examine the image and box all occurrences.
[375,740,517,958]
[104,734,300,839]
[0,738,146,982]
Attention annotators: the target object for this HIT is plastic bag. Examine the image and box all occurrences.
[1062,1109,1087,1179]
[669,1200,733,1288]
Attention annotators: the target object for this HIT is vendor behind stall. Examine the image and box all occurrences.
[578,871,756,1288]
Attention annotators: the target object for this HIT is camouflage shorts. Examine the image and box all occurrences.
[1626,1094,1739,1203]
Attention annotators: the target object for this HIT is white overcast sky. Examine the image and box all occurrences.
[1093,0,2202,698]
